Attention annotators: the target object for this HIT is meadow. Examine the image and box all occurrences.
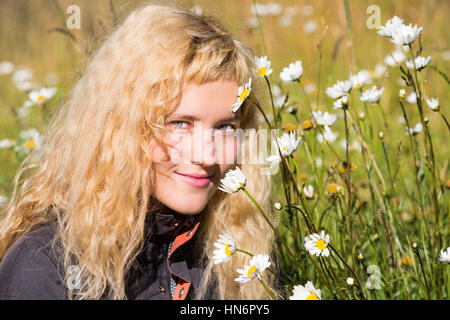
[0,0,449,299]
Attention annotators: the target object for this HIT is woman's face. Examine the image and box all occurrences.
[150,78,242,215]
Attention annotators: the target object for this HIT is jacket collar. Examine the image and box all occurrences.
[144,208,198,243]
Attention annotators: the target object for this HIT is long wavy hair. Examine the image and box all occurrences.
[0,1,279,300]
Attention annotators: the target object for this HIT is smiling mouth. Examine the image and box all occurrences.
[175,172,215,188]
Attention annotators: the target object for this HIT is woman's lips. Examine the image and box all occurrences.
[176,172,213,188]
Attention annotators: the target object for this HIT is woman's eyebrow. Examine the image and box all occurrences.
[169,113,241,121]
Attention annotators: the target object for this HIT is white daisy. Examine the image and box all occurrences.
[235,254,271,283]
[406,92,417,104]
[371,63,387,79]
[398,88,406,99]
[384,47,406,66]
[405,123,423,136]
[0,138,16,149]
[316,125,338,144]
[312,110,338,126]
[14,128,43,154]
[28,87,57,105]
[218,166,247,193]
[346,277,355,286]
[304,20,318,34]
[426,98,439,111]
[280,60,303,82]
[265,131,302,168]
[232,78,252,112]
[303,185,314,199]
[304,230,330,257]
[349,70,371,89]
[255,56,273,77]
[439,247,450,263]
[289,281,322,300]
[213,232,236,264]
[406,56,431,71]
[390,23,423,46]
[360,86,384,103]
[326,80,352,99]
[377,16,404,38]
[333,95,348,110]
[340,139,362,152]
[0,61,14,75]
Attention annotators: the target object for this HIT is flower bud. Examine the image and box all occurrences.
[346,277,354,286]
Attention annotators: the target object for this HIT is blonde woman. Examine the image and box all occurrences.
[0,2,279,300]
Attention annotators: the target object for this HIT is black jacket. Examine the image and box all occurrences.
[0,210,216,300]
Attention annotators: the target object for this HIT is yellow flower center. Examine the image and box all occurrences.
[370,70,376,77]
[258,67,267,76]
[247,265,257,277]
[25,139,36,149]
[355,82,361,89]
[37,95,45,102]
[316,239,327,250]
[239,89,250,101]
[225,243,233,256]
[283,123,298,132]
[306,293,319,300]
[301,120,313,130]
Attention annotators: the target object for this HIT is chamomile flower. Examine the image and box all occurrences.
[398,88,406,99]
[255,56,273,77]
[0,61,14,75]
[349,70,372,89]
[312,110,338,127]
[265,131,302,168]
[232,78,252,112]
[390,23,423,46]
[405,123,423,136]
[439,247,450,263]
[406,56,431,71]
[14,128,42,154]
[316,125,338,144]
[235,254,271,283]
[333,95,348,110]
[0,138,16,149]
[384,47,406,66]
[360,86,384,103]
[377,16,404,38]
[371,63,387,79]
[289,281,322,300]
[326,80,352,99]
[280,60,303,82]
[406,92,417,104]
[213,232,236,264]
[325,183,344,196]
[304,230,330,257]
[218,166,247,194]
[426,98,439,111]
[28,87,57,105]
[303,185,314,199]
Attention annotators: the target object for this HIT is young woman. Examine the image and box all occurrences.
[0,2,279,300]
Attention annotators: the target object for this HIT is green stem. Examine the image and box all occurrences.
[242,188,300,269]
[258,277,277,300]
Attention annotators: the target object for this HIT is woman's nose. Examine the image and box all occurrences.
[191,125,216,166]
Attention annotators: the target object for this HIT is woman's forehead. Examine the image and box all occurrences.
[169,79,241,121]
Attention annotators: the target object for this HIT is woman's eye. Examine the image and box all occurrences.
[169,120,190,129]
[218,123,237,132]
